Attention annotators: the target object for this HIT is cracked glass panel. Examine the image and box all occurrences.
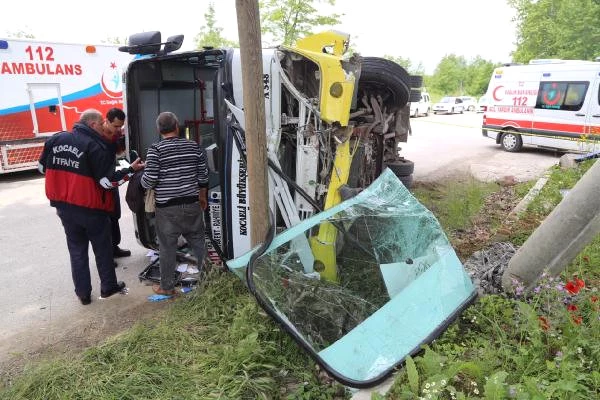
[228,169,476,386]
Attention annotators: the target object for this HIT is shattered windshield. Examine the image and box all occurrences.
[227,169,476,387]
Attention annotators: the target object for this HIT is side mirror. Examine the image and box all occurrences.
[164,35,184,54]
[119,31,162,55]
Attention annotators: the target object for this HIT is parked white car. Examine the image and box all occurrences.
[410,92,431,117]
[477,96,490,113]
[458,96,477,112]
[433,97,464,114]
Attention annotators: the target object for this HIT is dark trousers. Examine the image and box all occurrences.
[57,207,119,298]
[155,202,206,291]
[111,189,121,249]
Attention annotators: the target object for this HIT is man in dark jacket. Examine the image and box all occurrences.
[102,107,132,259]
[38,109,144,305]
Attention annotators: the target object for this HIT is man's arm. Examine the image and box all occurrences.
[141,145,160,189]
[37,136,56,174]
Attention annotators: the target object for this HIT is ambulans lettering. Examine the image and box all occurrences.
[1,62,82,75]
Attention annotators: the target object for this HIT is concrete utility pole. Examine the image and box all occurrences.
[235,0,269,247]
[502,159,600,291]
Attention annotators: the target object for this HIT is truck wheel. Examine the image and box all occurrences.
[409,75,423,88]
[409,89,421,103]
[386,159,415,176]
[358,57,410,108]
[501,131,523,152]
[426,108,431,116]
[412,106,419,118]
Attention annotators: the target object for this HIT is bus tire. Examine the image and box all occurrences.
[386,159,415,176]
[359,57,410,108]
[399,174,414,189]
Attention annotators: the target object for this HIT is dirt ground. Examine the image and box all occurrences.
[0,286,172,385]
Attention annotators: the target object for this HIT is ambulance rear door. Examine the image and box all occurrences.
[584,74,600,151]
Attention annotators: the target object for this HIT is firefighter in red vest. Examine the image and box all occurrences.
[38,109,144,305]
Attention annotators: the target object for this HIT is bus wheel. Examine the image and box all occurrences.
[501,130,523,152]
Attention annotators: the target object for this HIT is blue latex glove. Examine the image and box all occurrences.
[147,294,172,302]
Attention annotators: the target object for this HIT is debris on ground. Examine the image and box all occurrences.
[463,242,518,295]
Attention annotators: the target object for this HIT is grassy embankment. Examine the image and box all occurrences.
[1,161,599,399]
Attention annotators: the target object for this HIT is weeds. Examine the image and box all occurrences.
[387,160,600,399]
[412,177,498,231]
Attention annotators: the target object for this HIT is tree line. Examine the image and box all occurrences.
[8,0,599,98]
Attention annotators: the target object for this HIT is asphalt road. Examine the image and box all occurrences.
[0,112,560,362]
[404,112,560,182]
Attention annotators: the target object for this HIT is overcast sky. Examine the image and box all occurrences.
[1,0,516,74]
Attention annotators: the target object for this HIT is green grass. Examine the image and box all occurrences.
[2,161,600,399]
[0,272,346,399]
[386,160,600,400]
[412,177,499,231]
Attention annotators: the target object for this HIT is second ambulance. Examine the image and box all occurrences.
[482,59,600,153]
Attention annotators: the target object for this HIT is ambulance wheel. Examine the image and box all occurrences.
[501,130,523,152]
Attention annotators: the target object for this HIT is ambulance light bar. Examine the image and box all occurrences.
[0,40,8,50]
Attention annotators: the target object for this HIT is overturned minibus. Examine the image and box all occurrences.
[120,31,475,388]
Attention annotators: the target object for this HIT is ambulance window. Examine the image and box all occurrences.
[564,83,588,110]
[536,81,588,111]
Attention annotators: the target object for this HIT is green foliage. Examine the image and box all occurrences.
[464,57,497,96]
[430,54,468,96]
[259,0,342,46]
[426,55,496,97]
[509,0,600,63]
[523,160,594,217]
[384,55,425,76]
[194,2,238,49]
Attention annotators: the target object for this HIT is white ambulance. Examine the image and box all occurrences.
[0,38,133,173]
[481,59,600,153]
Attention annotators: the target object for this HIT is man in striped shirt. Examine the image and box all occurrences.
[141,112,209,295]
